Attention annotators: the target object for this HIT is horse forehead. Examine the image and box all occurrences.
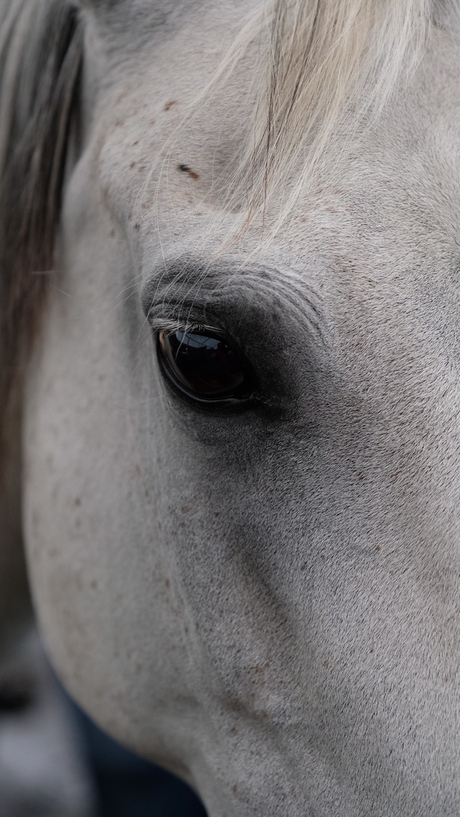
[92,32,458,208]
[86,15,460,311]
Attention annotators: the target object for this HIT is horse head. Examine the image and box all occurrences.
[2,0,460,814]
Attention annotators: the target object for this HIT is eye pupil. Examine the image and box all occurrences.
[157,330,252,406]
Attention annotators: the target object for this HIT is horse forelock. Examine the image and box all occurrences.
[211,0,452,234]
[0,0,83,468]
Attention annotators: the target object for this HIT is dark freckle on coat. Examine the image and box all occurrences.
[164,578,170,588]
[130,161,136,168]
[134,223,140,231]
[109,229,115,238]
[178,164,199,180]
[164,100,177,111]
[74,497,81,507]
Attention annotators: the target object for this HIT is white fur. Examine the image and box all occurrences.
[2,1,460,815]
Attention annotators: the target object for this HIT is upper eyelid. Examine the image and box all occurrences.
[141,259,326,347]
[143,292,233,338]
[147,316,221,336]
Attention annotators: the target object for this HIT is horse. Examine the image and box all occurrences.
[1,0,460,814]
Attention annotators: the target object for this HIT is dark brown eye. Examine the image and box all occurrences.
[157,329,254,407]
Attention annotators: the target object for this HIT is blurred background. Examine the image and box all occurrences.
[0,629,208,817]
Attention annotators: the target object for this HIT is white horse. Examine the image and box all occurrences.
[1,0,460,814]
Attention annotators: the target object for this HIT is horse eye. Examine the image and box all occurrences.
[157,329,253,407]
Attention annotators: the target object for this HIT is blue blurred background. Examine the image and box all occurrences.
[72,702,208,817]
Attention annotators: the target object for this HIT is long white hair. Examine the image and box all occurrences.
[161,0,454,240]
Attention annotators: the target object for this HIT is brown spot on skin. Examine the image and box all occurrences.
[90,580,98,590]
[230,726,238,735]
[164,100,177,111]
[181,504,191,514]
[130,161,136,168]
[232,785,238,794]
[164,578,170,588]
[109,229,115,238]
[178,164,199,180]
[252,664,268,676]
[74,497,81,507]
[132,140,139,146]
